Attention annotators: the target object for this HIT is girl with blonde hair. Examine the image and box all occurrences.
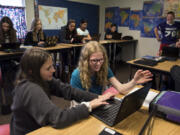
[24,18,46,46]
[71,41,153,95]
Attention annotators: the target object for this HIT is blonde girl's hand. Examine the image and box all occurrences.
[133,70,153,84]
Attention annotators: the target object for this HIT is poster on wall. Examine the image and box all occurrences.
[141,17,156,38]
[105,7,119,31]
[129,10,143,30]
[119,8,130,27]
[141,17,165,38]
[39,5,68,29]
[143,1,163,17]
[163,0,180,18]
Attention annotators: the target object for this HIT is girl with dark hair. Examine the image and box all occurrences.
[0,16,17,43]
[0,16,17,114]
[104,24,119,40]
[24,18,46,46]
[77,19,92,41]
[10,48,114,135]
[59,19,78,43]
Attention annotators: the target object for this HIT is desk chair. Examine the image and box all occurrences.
[0,124,10,135]
[170,65,180,92]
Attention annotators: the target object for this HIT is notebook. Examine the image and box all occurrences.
[134,59,158,66]
[161,47,179,61]
[91,83,152,126]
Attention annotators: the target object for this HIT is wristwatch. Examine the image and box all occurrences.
[81,102,92,112]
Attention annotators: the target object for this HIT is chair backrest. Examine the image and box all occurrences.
[122,36,133,40]
[0,124,10,135]
[170,65,180,92]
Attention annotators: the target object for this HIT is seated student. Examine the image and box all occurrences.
[59,19,82,44]
[10,48,114,135]
[59,19,81,70]
[0,16,18,114]
[24,18,46,46]
[77,19,92,42]
[104,24,121,40]
[0,16,17,44]
[70,41,153,95]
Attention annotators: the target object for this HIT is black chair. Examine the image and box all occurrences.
[170,65,180,92]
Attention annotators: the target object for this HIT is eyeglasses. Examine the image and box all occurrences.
[90,58,104,64]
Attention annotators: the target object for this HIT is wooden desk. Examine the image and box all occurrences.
[127,58,180,74]
[27,89,180,135]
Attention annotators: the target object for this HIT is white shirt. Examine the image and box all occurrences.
[77,28,89,36]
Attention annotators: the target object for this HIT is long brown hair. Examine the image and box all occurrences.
[78,41,109,91]
[30,18,45,42]
[0,16,17,43]
[16,48,52,97]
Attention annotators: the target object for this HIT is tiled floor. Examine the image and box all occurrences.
[0,61,132,125]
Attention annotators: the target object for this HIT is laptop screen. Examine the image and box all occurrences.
[161,47,179,58]
[0,42,21,50]
[115,83,152,124]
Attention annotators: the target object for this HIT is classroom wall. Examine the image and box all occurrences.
[101,0,160,58]
[68,0,105,39]
[25,0,34,31]
[25,0,160,58]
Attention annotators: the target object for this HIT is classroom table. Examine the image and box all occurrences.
[27,88,180,135]
[127,58,180,90]
[127,58,180,76]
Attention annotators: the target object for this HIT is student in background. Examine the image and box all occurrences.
[0,16,17,114]
[70,41,153,95]
[105,24,120,40]
[77,19,92,42]
[10,48,114,135]
[154,11,180,55]
[0,16,17,44]
[24,18,46,46]
[59,19,79,43]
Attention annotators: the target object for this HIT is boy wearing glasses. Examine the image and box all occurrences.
[70,41,153,95]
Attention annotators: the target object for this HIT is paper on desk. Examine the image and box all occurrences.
[143,91,158,108]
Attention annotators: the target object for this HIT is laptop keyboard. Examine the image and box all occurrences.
[91,98,122,126]
[134,59,158,66]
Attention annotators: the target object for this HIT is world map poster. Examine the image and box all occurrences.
[39,5,68,29]
[143,1,163,17]
[163,0,180,18]
[141,17,165,38]
[119,8,130,27]
[105,7,119,30]
[129,10,143,30]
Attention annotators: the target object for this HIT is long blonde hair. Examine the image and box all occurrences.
[30,18,44,42]
[78,41,109,91]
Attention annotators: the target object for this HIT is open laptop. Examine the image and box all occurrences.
[91,33,101,41]
[73,35,85,44]
[0,42,21,52]
[161,47,179,61]
[91,83,152,126]
[113,33,122,40]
